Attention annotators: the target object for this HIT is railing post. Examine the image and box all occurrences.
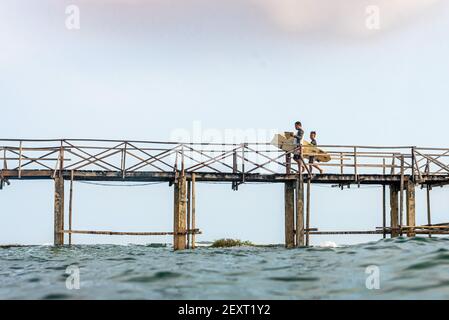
[241,143,246,184]
[2,148,6,171]
[232,150,238,190]
[353,147,358,183]
[286,153,291,174]
[18,141,23,179]
[1,148,7,189]
[59,140,64,175]
[340,152,344,175]
[173,149,179,184]
[121,142,127,179]
[0,149,4,190]
[391,153,396,175]
[340,152,344,189]
[181,144,185,176]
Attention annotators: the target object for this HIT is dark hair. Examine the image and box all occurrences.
[310,131,316,135]
[295,121,302,127]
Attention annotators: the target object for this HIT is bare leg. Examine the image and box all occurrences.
[312,164,323,174]
[295,160,305,173]
[295,160,301,172]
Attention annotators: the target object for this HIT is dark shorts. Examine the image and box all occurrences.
[309,156,316,164]
[293,145,301,161]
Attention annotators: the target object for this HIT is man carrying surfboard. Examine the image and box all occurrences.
[270,126,331,172]
[308,131,324,174]
[293,121,305,173]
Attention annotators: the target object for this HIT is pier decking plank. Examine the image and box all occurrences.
[2,169,449,186]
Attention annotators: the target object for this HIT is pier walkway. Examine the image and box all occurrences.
[1,139,448,249]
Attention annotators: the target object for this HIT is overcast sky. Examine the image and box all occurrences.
[1,0,449,246]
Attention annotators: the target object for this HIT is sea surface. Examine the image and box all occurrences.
[1,237,449,299]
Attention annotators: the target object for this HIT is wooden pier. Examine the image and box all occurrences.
[1,139,449,250]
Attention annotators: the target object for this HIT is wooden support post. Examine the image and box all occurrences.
[187,179,191,249]
[68,170,74,245]
[296,175,305,247]
[173,174,187,250]
[390,184,399,238]
[54,176,64,245]
[382,185,386,239]
[284,181,295,248]
[406,180,416,237]
[305,179,311,246]
[383,159,386,239]
[426,184,432,238]
[285,153,291,174]
[399,156,405,231]
[191,173,196,249]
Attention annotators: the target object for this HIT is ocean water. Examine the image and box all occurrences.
[1,237,449,300]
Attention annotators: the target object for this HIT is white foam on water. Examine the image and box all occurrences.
[318,241,338,248]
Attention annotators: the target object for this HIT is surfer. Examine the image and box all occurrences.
[309,131,324,174]
[293,121,305,173]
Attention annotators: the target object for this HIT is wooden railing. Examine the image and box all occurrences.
[0,139,448,180]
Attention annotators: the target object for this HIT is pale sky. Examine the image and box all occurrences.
[1,0,449,246]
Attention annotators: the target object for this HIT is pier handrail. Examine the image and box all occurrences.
[1,139,448,179]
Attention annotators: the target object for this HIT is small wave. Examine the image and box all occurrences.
[268,276,319,282]
[145,243,168,248]
[105,257,136,261]
[42,293,71,300]
[125,271,182,283]
[405,253,449,271]
[262,265,292,271]
[45,265,69,271]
